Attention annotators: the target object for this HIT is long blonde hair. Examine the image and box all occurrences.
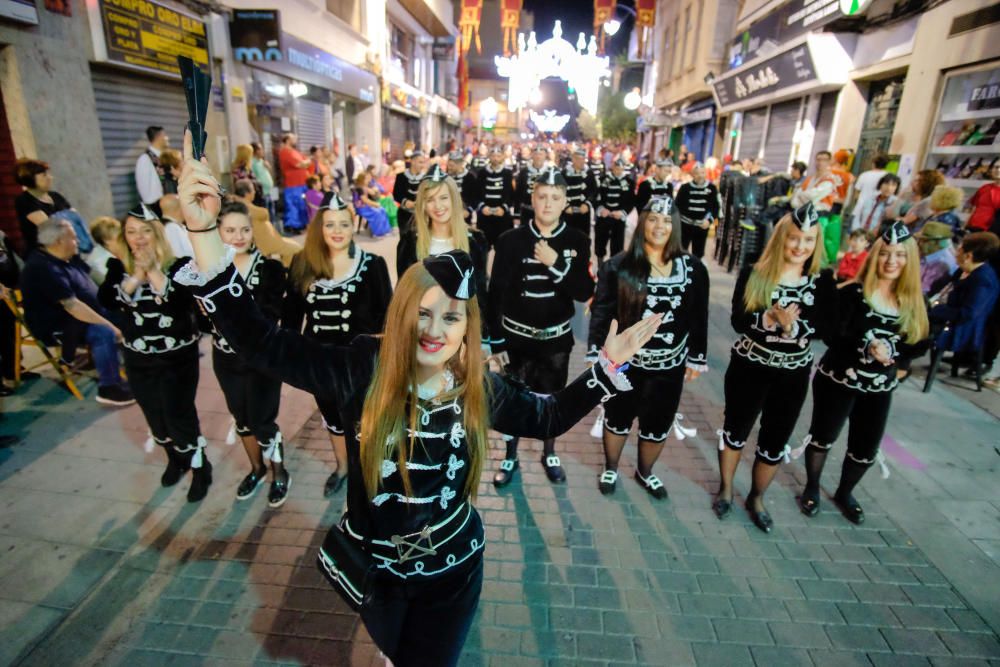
[859,237,928,343]
[413,178,470,259]
[744,215,826,312]
[120,216,176,274]
[359,263,488,502]
[231,144,253,172]
[288,207,355,294]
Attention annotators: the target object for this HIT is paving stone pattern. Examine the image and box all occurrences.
[1,236,998,666]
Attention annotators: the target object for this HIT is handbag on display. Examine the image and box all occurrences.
[317,514,375,611]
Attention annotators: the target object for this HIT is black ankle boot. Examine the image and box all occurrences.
[161,447,187,487]
[187,458,213,502]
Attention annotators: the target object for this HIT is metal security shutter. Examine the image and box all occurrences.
[388,111,408,161]
[812,91,838,155]
[295,99,332,153]
[92,68,189,217]
[763,99,801,172]
[738,108,767,161]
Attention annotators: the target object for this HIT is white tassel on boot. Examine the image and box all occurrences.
[225,418,237,446]
[671,414,697,440]
[590,407,605,438]
[876,451,891,479]
[143,431,155,453]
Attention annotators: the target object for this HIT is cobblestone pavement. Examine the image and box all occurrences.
[1,233,998,666]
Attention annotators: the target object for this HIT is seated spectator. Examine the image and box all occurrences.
[19,218,134,406]
[86,216,123,285]
[917,221,958,296]
[304,175,324,221]
[965,161,1000,232]
[158,195,194,258]
[232,179,301,267]
[837,229,872,282]
[899,169,945,231]
[14,158,74,254]
[352,173,391,237]
[855,173,900,234]
[926,185,964,234]
[929,232,1000,369]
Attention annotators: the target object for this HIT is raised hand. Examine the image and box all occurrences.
[603,314,663,366]
[178,129,221,231]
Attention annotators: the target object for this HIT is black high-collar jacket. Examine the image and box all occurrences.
[180,261,624,580]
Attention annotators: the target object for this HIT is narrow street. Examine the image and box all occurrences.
[1,232,998,666]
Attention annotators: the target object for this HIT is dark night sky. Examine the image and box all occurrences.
[522,0,634,56]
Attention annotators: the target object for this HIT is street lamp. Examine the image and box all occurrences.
[623,89,641,111]
[603,19,621,36]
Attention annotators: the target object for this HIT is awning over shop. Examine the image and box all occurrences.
[712,32,855,114]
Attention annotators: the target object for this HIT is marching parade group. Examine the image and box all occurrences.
[10,124,1000,665]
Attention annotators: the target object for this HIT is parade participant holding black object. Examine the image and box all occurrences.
[796,221,928,523]
[595,159,635,265]
[98,204,210,501]
[588,197,709,498]
[715,202,838,532]
[209,201,292,507]
[175,129,661,667]
[488,168,596,486]
[393,151,427,235]
[476,146,515,249]
[284,191,393,497]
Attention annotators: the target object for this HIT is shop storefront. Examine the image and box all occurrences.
[228,9,377,176]
[678,99,716,163]
[923,62,1000,196]
[713,33,853,171]
[86,0,212,214]
[852,77,905,174]
[384,82,426,160]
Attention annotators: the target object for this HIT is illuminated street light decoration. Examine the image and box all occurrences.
[480,95,499,129]
[593,0,617,54]
[529,109,571,134]
[495,21,611,117]
[623,89,641,110]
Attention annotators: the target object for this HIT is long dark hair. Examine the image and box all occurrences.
[617,208,684,327]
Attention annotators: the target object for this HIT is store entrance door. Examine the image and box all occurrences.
[855,77,905,174]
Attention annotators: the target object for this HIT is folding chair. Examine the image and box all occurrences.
[3,289,84,400]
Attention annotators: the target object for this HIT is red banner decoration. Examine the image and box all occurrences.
[593,0,616,55]
[457,48,470,112]
[636,0,656,57]
[459,0,483,55]
[501,0,523,57]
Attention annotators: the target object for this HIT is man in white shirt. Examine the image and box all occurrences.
[847,154,889,230]
[158,195,194,258]
[135,126,170,210]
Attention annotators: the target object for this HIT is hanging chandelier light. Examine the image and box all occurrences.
[529,109,572,134]
[495,20,611,116]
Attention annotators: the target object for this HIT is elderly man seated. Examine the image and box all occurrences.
[19,217,134,406]
[917,221,958,296]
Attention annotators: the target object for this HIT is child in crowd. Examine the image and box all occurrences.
[837,229,872,282]
[304,175,324,221]
[926,185,964,234]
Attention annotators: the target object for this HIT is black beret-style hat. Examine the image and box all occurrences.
[791,201,818,231]
[424,250,475,300]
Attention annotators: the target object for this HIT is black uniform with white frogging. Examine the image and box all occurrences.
[99,257,205,468]
[392,170,423,235]
[589,252,709,442]
[515,163,545,225]
[634,177,674,216]
[477,164,515,248]
[595,173,635,261]
[675,180,720,259]
[561,165,598,238]
[721,266,838,464]
[180,261,625,667]
[282,249,393,433]
[210,251,286,456]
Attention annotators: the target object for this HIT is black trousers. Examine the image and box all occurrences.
[594,214,625,261]
[604,364,685,442]
[361,554,483,667]
[316,395,345,435]
[478,210,513,250]
[505,345,571,393]
[562,211,591,239]
[807,372,892,465]
[397,208,415,236]
[721,353,810,464]
[681,224,708,259]
[212,348,281,444]
[126,346,202,457]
